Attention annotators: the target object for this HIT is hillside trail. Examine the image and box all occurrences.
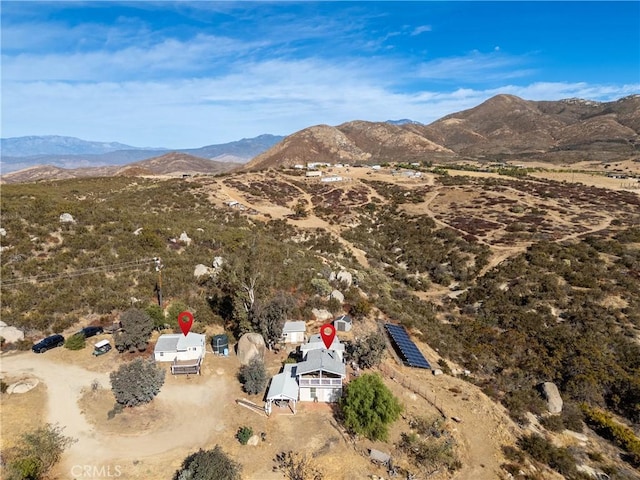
[1,352,230,475]
[213,178,371,268]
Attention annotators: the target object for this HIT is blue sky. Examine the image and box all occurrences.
[2,1,639,148]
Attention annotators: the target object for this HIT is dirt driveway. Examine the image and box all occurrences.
[1,350,233,479]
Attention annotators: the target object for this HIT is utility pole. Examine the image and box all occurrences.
[153,257,163,307]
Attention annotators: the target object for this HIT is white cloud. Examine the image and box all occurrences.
[411,25,432,36]
[3,71,637,148]
[417,50,535,82]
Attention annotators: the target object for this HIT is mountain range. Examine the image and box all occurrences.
[3,94,639,183]
[246,94,640,170]
[0,134,285,174]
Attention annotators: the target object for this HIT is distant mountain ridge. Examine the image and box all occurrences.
[0,134,284,173]
[246,94,640,170]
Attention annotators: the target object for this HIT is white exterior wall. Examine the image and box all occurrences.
[285,331,305,343]
[155,346,204,362]
[299,386,342,402]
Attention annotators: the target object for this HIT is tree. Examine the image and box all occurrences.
[145,303,166,330]
[348,332,386,368]
[339,373,402,441]
[238,358,267,395]
[114,308,154,352]
[257,292,296,347]
[4,423,76,480]
[174,446,241,480]
[110,358,165,407]
[166,301,188,330]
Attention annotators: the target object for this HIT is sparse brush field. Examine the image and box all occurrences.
[2,165,640,480]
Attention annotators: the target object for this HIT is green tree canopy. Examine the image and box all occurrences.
[110,358,165,407]
[339,373,402,441]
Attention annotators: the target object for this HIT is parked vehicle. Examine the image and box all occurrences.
[77,326,104,338]
[32,334,65,353]
[92,339,112,356]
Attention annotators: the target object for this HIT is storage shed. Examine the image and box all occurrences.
[211,334,229,355]
[333,314,352,332]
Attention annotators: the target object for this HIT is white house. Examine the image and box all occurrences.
[265,335,346,414]
[296,349,346,402]
[305,170,322,178]
[282,321,306,344]
[154,332,206,362]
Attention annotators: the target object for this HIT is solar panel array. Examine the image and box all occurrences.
[384,324,432,369]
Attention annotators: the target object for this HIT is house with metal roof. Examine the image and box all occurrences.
[296,349,346,403]
[154,332,206,363]
[333,314,353,332]
[282,321,306,344]
[265,336,347,414]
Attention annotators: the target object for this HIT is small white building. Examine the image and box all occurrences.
[293,164,305,169]
[305,170,322,178]
[265,363,299,415]
[320,175,343,183]
[154,332,206,362]
[282,321,306,344]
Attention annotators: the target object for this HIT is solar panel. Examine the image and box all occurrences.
[384,324,431,369]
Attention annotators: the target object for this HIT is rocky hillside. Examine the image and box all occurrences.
[246,94,640,170]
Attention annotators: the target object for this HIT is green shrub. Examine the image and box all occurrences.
[236,426,253,445]
[64,333,86,351]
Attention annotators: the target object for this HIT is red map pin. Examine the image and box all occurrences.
[320,323,336,349]
[178,311,194,336]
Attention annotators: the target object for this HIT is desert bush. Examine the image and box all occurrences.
[238,359,267,395]
[236,426,253,445]
[518,433,577,477]
[64,333,86,351]
[3,423,75,480]
[273,451,324,480]
[540,415,565,432]
[581,404,640,466]
[347,332,386,369]
[174,446,241,480]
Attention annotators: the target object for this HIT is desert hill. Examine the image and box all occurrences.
[246,94,640,170]
[1,152,239,184]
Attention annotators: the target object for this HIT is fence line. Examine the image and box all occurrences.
[378,363,447,419]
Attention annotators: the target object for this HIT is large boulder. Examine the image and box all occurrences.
[329,290,344,303]
[179,232,192,246]
[193,264,212,278]
[541,382,563,414]
[59,213,75,223]
[236,333,266,365]
[0,321,24,343]
[336,271,353,287]
[312,309,333,322]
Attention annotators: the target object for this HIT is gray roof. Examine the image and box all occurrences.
[301,335,344,353]
[296,349,345,377]
[334,314,352,324]
[154,332,205,353]
[266,364,299,401]
[282,321,306,334]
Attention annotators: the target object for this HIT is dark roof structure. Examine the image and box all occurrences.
[384,323,431,369]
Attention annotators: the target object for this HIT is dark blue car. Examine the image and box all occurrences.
[32,334,65,353]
